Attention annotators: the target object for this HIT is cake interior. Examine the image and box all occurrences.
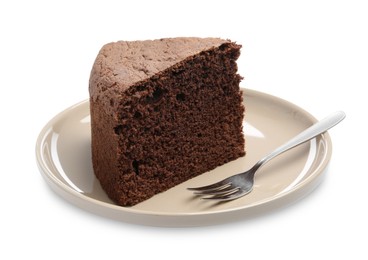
[90,41,245,206]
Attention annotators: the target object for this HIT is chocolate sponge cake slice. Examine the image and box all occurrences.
[89,37,245,206]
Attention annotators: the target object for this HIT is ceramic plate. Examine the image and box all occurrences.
[36,88,332,227]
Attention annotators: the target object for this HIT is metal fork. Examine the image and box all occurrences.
[188,111,346,201]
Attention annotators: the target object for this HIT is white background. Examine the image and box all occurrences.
[1,0,367,259]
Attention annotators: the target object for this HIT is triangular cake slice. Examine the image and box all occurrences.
[89,37,245,206]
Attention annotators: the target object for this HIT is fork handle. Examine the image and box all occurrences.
[254,111,346,171]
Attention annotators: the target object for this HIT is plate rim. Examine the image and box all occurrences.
[35,88,332,226]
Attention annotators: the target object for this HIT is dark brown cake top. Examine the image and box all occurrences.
[89,37,229,98]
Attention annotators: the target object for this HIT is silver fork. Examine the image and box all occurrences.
[188,111,346,201]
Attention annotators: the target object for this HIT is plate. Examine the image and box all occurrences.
[36,88,332,227]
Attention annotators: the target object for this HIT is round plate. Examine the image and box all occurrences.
[36,88,332,227]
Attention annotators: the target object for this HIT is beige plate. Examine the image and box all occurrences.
[36,88,332,227]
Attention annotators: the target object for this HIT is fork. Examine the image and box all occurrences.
[188,111,346,201]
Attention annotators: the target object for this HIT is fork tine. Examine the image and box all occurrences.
[202,189,251,201]
[187,179,231,192]
[194,186,240,196]
[192,185,234,195]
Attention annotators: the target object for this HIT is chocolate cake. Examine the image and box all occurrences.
[89,37,245,206]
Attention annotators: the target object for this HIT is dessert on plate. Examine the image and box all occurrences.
[89,37,245,206]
